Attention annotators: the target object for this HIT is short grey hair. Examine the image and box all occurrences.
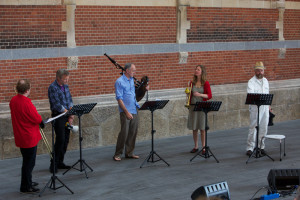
[56,69,69,79]
[124,63,132,71]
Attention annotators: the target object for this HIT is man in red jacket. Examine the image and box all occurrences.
[10,79,43,193]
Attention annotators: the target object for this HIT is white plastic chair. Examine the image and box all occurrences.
[262,135,286,161]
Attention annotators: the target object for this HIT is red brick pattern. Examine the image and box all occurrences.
[75,6,177,46]
[187,8,279,42]
[1,49,300,103]
[0,5,67,49]
[284,10,300,40]
[1,5,299,48]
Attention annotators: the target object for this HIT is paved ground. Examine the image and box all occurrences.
[0,119,299,200]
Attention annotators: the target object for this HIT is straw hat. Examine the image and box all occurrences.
[254,61,265,70]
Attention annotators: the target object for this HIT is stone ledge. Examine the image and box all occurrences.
[1,78,299,159]
[1,41,300,61]
[1,78,299,116]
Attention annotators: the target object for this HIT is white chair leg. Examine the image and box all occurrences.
[279,139,282,161]
[284,138,286,156]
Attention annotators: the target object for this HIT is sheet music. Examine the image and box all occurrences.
[44,112,66,124]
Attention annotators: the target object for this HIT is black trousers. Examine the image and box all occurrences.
[20,146,37,191]
[52,115,70,166]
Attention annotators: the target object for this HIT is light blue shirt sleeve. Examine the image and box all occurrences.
[115,80,124,101]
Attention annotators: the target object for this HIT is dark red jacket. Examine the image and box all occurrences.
[10,94,42,148]
[188,81,212,105]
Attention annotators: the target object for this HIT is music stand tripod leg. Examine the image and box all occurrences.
[63,115,93,178]
[190,111,219,163]
[39,119,73,196]
[153,151,170,166]
[246,106,274,163]
[39,176,53,196]
[140,107,170,168]
[55,176,74,194]
[63,159,79,174]
[140,151,153,168]
[206,147,219,163]
[82,160,93,171]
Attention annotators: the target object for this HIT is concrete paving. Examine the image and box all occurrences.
[0,119,299,200]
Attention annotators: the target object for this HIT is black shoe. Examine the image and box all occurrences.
[246,150,253,157]
[190,148,199,153]
[259,149,266,155]
[31,182,38,187]
[20,186,40,194]
[57,163,71,169]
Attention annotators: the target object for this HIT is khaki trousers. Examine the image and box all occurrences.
[114,112,139,157]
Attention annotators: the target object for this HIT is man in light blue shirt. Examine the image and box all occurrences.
[113,63,140,161]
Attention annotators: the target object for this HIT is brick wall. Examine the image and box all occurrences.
[187,8,279,42]
[284,10,300,40]
[0,3,300,103]
[0,5,67,49]
[75,6,177,46]
[1,5,299,48]
[1,48,300,103]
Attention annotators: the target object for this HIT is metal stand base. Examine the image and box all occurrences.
[39,175,74,196]
[39,119,73,196]
[190,145,219,163]
[246,147,274,164]
[63,115,93,178]
[63,159,93,178]
[140,150,170,168]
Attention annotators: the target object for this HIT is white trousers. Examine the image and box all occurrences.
[247,105,269,151]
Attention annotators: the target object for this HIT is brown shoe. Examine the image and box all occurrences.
[246,150,253,157]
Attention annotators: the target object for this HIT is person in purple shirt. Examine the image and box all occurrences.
[48,69,74,172]
[113,63,146,161]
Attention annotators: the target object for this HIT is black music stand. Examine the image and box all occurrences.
[190,101,222,163]
[139,100,170,168]
[63,103,97,178]
[39,114,74,196]
[245,93,274,163]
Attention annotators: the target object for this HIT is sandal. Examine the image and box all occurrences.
[125,155,139,159]
[113,156,121,161]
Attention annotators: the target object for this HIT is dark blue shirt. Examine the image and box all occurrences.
[48,80,73,113]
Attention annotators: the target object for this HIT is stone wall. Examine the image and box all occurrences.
[0,78,299,160]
